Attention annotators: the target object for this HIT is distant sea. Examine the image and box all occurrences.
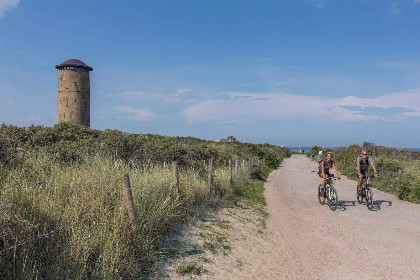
[287,146,420,152]
[287,147,313,153]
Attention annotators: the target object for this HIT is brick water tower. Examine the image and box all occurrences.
[55,59,93,127]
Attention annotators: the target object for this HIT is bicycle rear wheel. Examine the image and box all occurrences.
[318,184,325,205]
[328,187,338,211]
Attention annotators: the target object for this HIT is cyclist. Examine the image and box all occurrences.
[356,150,378,194]
[320,152,341,195]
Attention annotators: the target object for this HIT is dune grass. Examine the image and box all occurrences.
[0,155,270,279]
[0,124,290,278]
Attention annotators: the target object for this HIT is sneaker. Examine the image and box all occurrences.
[357,189,362,196]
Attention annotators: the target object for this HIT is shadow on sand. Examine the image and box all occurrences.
[370,200,393,211]
[337,200,357,211]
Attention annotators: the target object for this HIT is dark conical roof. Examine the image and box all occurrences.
[55,59,93,71]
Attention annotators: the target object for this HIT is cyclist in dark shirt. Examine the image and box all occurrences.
[320,152,341,194]
[356,150,378,194]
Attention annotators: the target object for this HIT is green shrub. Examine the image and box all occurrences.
[375,157,401,172]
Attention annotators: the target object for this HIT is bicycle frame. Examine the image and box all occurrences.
[318,175,338,211]
[325,177,337,197]
[358,176,374,210]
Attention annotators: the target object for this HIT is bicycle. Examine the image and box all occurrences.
[317,174,339,211]
[357,176,374,210]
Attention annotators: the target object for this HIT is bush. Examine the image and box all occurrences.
[251,164,270,181]
[375,157,401,172]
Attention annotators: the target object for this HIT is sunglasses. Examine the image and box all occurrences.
[362,153,367,155]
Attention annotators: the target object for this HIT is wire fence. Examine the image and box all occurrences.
[0,158,262,255]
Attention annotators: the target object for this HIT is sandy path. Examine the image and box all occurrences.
[164,155,420,280]
[264,154,420,280]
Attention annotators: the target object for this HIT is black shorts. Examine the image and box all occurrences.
[319,169,331,178]
[356,170,370,178]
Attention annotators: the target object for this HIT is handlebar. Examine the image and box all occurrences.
[311,171,338,180]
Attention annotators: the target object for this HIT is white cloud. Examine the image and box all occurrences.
[109,87,202,104]
[182,91,420,123]
[388,2,401,14]
[115,106,155,121]
[0,0,19,18]
[310,0,326,8]
[176,88,194,95]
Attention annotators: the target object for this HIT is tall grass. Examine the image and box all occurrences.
[0,154,277,279]
[0,124,290,278]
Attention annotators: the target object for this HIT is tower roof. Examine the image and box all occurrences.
[55,59,93,71]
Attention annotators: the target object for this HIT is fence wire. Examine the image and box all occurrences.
[1,178,122,190]
[0,206,114,255]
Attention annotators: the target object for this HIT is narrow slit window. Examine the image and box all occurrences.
[83,113,85,120]
[74,99,77,103]
[74,82,77,87]
[63,113,66,118]
[70,112,72,118]
[66,100,69,107]
[84,101,87,108]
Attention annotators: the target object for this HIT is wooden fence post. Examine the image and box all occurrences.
[123,174,139,232]
[242,159,245,171]
[208,159,213,194]
[229,159,233,188]
[172,161,179,196]
[235,160,239,172]
[248,158,252,175]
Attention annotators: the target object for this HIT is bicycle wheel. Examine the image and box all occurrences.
[318,184,325,205]
[367,188,374,210]
[357,185,364,204]
[328,187,338,211]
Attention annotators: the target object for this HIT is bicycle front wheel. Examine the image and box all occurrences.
[318,184,325,205]
[357,187,363,204]
[328,187,338,211]
[367,188,374,210]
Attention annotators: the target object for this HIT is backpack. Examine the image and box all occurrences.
[356,156,370,171]
[318,158,333,175]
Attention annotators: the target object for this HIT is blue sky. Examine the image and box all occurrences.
[1,0,420,148]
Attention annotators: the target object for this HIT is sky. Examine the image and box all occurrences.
[1,0,420,148]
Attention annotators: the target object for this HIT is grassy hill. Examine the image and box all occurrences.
[0,123,290,279]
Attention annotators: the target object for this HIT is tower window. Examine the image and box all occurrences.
[84,101,87,108]
[70,112,72,118]
[83,113,85,120]
[74,82,77,87]
[60,76,63,81]
[74,99,77,103]
[63,113,66,118]
[66,100,69,107]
